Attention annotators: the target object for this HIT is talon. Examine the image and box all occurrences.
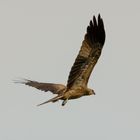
[62,99,68,106]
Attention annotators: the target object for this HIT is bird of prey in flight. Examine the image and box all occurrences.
[16,14,106,106]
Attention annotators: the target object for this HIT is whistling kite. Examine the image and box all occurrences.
[16,14,105,106]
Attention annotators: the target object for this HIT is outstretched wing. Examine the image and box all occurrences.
[15,79,66,94]
[67,14,105,88]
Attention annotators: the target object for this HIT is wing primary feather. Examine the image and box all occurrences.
[98,14,105,45]
[93,16,97,27]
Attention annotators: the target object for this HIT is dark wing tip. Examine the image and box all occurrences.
[13,78,31,85]
[13,78,41,89]
[98,13,101,20]
[98,14,105,45]
[86,14,105,46]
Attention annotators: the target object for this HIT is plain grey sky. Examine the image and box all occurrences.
[0,0,140,140]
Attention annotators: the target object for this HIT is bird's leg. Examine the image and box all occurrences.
[62,98,68,106]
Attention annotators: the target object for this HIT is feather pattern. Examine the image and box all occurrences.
[15,78,66,94]
[67,14,105,88]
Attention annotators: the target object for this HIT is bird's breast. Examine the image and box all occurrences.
[64,87,85,100]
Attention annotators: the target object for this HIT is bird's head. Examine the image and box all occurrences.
[86,88,96,96]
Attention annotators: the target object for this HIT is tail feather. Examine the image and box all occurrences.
[37,95,64,106]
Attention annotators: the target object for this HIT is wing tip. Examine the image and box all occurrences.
[98,13,101,21]
[86,13,106,46]
[13,78,30,84]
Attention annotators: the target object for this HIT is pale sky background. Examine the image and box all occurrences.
[0,0,140,140]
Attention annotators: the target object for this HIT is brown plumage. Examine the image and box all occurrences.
[16,14,106,106]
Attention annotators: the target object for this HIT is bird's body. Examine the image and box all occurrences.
[16,14,106,106]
